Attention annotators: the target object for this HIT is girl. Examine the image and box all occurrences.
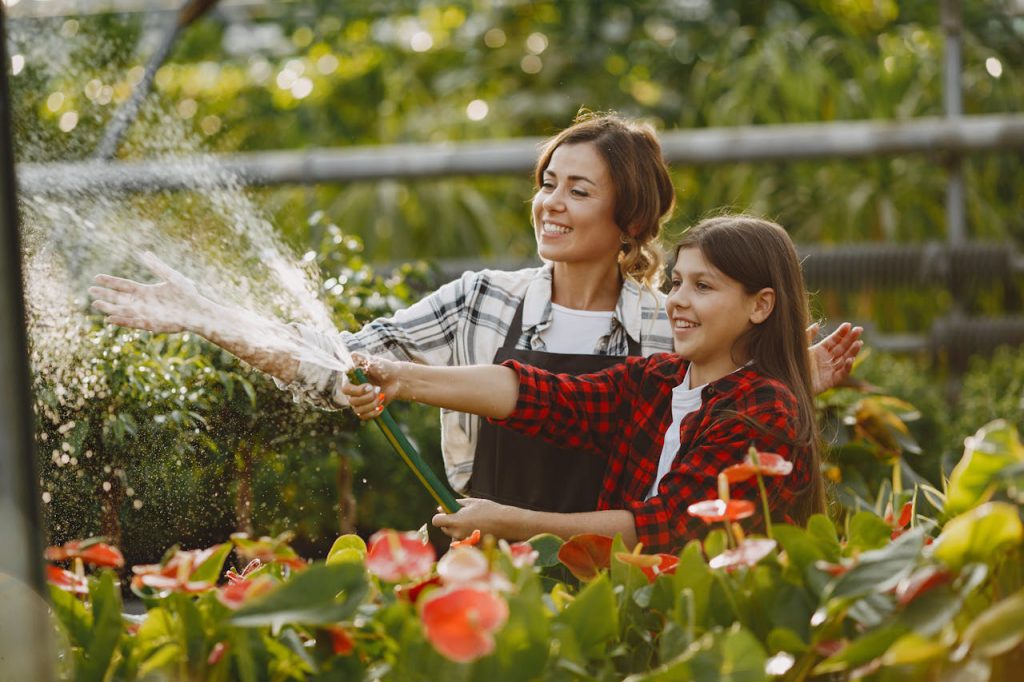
[348,215,824,553]
[91,114,858,519]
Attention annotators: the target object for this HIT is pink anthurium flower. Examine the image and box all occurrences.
[420,586,509,663]
[207,642,229,666]
[708,538,777,571]
[721,451,793,484]
[500,540,539,569]
[365,530,435,583]
[686,499,756,524]
[46,565,89,595]
[45,538,125,569]
[230,532,307,571]
[131,545,221,595]
[557,534,613,581]
[437,546,489,585]
[216,575,274,610]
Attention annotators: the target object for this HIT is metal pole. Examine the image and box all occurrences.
[941,0,967,246]
[0,7,54,681]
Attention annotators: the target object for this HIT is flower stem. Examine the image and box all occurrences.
[749,448,773,539]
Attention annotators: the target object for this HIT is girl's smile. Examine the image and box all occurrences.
[666,247,774,386]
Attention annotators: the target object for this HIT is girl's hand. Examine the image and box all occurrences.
[90,252,206,334]
[808,322,863,394]
[343,354,403,420]
[432,498,512,541]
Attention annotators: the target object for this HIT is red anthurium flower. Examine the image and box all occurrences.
[395,575,443,604]
[450,529,481,549]
[437,546,489,585]
[557,534,613,581]
[366,530,435,583]
[614,551,679,583]
[500,540,539,569]
[686,499,756,524]
[325,626,356,656]
[216,575,274,609]
[708,538,777,571]
[231,532,307,571]
[131,546,221,595]
[885,502,914,539]
[207,641,229,666]
[46,539,125,569]
[895,565,954,606]
[814,560,852,578]
[420,587,509,663]
[815,640,847,658]
[721,451,793,484]
[46,565,89,595]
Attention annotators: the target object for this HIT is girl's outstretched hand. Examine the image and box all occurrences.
[344,354,403,420]
[808,322,864,394]
[89,252,206,334]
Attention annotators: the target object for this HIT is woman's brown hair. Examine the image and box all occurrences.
[534,111,675,287]
[675,215,826,524]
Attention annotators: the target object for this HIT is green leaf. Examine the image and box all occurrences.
[880,631,947,666]
[137,643,182,679]
[48,584,93,649]
[672,542,712,628]
[766,627,807,654]
[806,514,841,563]
[554,572,617,655]
[812,624,907,674]
[191,542,233,584]
[960,588,1024,659]
[946,420,1024,515]
[845,510,893,553]
[773,524,825,574]
[230,562,368,628]
[829,529,924,600]
[526,533,564,568]
[932,502,1024,571]
[78,571,123,682]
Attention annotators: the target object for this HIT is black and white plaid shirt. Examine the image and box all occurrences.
[283,263,672,492]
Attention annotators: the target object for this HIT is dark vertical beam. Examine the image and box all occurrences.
[0,6,53,681]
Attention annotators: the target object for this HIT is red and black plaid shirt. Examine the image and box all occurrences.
[493,353,812,553]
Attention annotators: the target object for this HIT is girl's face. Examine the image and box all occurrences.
[666,247,773,385]
[531,142,623,269]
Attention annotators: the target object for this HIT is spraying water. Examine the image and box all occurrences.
[10,13,356,547]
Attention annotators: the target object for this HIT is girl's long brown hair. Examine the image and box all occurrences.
[676,215,825,523]
[535,111,675,287]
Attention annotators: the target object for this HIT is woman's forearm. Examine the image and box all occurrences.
[498,508,638,547]
[395,363,520,419]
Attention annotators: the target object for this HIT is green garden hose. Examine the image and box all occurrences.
[348,368,460,513]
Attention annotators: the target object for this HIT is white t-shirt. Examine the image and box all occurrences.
[538,303,615,354]
[647,365,704,500]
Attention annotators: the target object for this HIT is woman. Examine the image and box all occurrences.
[91,113,861,518]
[348,216,826,552]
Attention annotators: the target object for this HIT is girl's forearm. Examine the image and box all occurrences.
[396,363,520,419]
[499,508,638,547]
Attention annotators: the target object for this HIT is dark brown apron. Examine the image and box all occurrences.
[467,299,641,513]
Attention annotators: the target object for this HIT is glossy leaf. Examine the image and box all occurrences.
[960,587,1024,659]
[230,562,368,628]
[554,572,617,655]
[932,501,1024,571]
[946,420,1024,515]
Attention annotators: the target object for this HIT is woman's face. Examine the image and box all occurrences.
[531,142,623,269]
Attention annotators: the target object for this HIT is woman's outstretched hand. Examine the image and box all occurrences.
[808,322,864,394]
[343,354,404,420]
[90,252,206,334]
